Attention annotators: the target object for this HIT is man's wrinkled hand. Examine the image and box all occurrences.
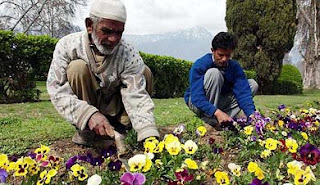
[214,109,233,124]
[88,112,115,138]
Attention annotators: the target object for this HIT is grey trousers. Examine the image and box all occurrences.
[188,68,259,124]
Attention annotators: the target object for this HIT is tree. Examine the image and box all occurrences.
[225,0,297,93]
[0,0,87,38]
[298,0,320,89]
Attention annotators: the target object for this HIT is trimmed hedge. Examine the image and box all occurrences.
[141,52,193,98]
[0,30,44,103]
[0,30,261,100]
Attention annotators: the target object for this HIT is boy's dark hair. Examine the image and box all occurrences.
[211,32,237,50]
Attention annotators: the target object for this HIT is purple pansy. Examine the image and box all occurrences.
[249,178,269,185]
[299,143,320,165]
[86,153,103,166]
[120,172,146,185]
[28,152,36,159]
[278,104,286,111]
[101,145,117,158]
[66,156,78,169]
[0,169,8,183]
[108,160,122,171]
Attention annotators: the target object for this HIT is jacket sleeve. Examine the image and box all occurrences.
[46,38,98,130]
[189,62,217,117]
[120,51,159,141]
[232,63,256,117]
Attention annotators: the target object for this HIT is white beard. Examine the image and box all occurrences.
[91,31,118,55]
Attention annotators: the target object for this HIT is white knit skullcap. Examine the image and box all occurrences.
[90,0,127,23]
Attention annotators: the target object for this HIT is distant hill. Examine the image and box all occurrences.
[123,26,213,62]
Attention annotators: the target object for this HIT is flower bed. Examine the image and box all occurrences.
[1,105,320,185]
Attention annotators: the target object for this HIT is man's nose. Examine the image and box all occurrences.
[107,34,120,43]
[222,56,228,62]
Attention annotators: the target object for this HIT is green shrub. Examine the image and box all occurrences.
[265,65,303,95]
[278,64,303,84]
[0,30,42,103]
[267,80,303,95]
[141,52,193,98]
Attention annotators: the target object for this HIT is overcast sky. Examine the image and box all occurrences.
[78,0,227,35]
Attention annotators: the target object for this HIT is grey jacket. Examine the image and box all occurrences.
[47,31,159,141]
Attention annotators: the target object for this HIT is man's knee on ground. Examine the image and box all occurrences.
[143,65,154,96]
[248,79,259,96]
[67,59,91,79]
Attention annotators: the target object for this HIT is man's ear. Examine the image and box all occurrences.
[85,18,94,34]
[211,48,215,52]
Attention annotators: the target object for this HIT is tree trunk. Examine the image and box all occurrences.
[301,0,320,88]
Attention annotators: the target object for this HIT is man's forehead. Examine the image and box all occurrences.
[96,18,125,30]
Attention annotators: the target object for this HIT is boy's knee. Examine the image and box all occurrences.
[248,79,259,96]
[205,68,223,80]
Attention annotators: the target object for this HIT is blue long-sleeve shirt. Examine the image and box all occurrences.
[184,53,255,117]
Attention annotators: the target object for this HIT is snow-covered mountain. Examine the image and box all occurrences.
[123,26,213,62]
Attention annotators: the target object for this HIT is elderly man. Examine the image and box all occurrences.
[184,32,259,129]
[47,0,159,148]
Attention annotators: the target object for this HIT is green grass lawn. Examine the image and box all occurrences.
[0,82,320,155]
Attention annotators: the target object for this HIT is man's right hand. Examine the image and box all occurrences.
[214,109,233,124]
[88,112,115,138]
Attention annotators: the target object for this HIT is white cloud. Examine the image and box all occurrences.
[78,0,227,35]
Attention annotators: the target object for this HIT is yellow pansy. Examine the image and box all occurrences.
[144,141,157,154]
[36,169,57,185]
[214,171,230,185]
[278,120,284,127]
[128,154,146,172]
[196,126,207,137]
[287,160,303,175]
[145,136,159,144]
[0,154,9,170]
[142,157,152,172]
[28,159,40,175]
[285,138,298,153]
[154,141,165,153]
[300,132,308,140]
[255,168,265,180]
[14,157,30,177]
[35,145,50,155]
[244,125,254,135]
[70,164,88,181]
[183,140,198,155]
[265,138,278,151]
[165,140,182,156]
[184,158,198,169]
[247,162,259,173]
[227,163,241,177]
[164,134,179,145]
[260,149,271,159]
[294,167,315,185]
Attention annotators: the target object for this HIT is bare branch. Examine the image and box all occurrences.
[0,1,21,7]
[0,15,17,20]
[24,0,49,34]
[11,0,40,31]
